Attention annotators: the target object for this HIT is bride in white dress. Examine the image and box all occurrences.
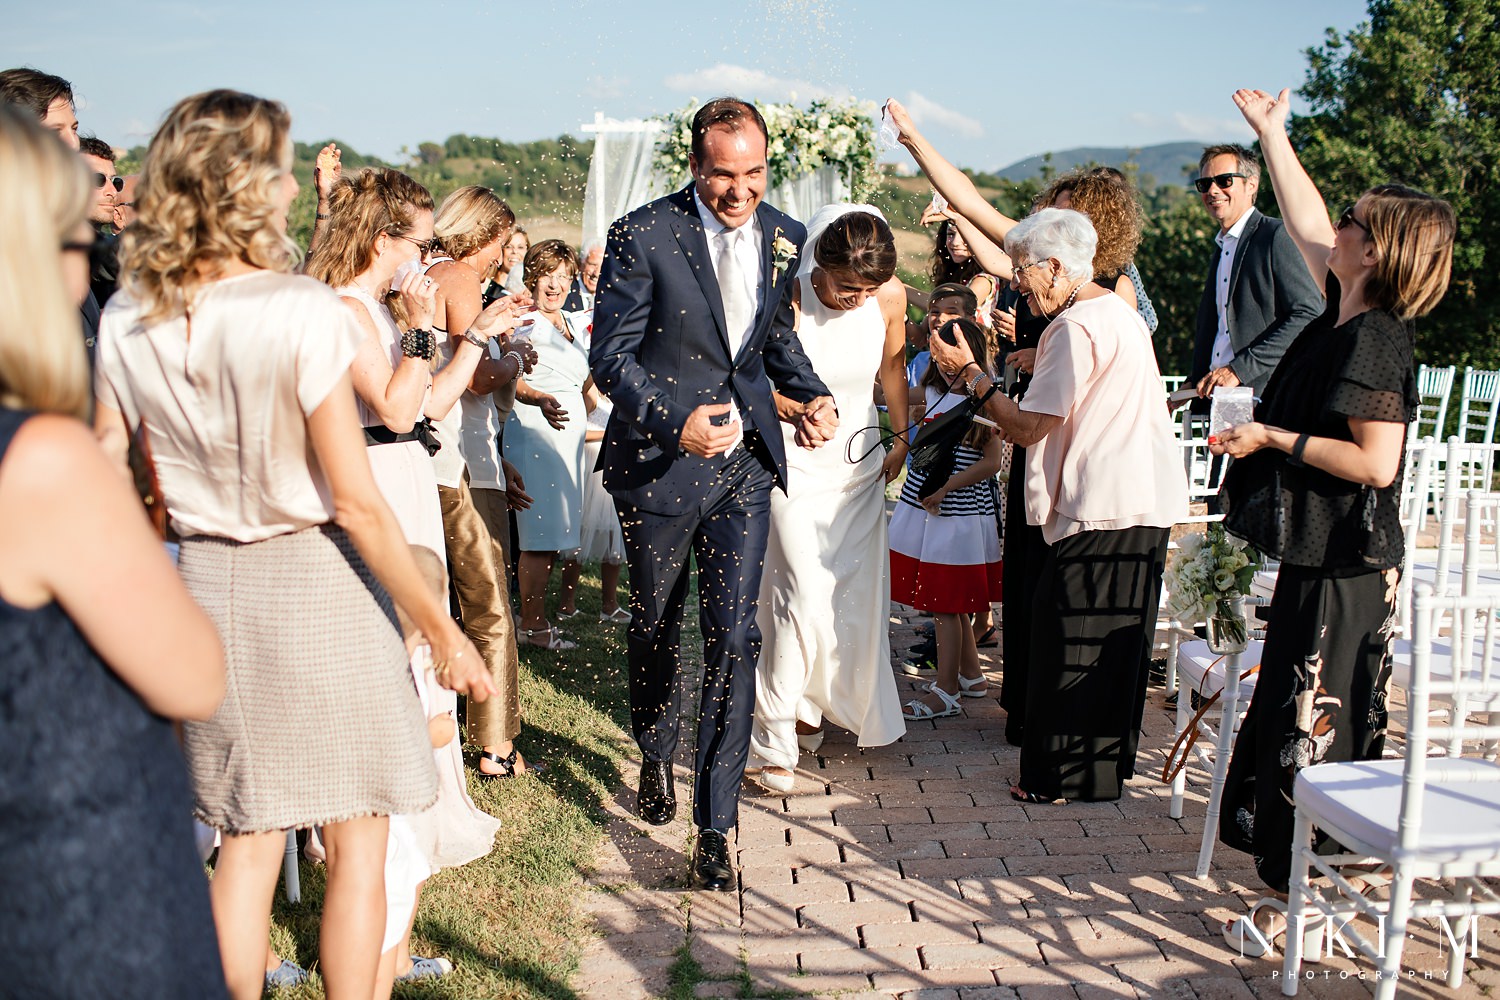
[749,204,911,792]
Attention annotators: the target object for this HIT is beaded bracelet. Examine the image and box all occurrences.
[401,328,436,361]
[966,369,989,396]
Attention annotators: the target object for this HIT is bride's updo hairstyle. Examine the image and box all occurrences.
[120,90,298,324]
[814,211,897,287]
[305,167,434,290]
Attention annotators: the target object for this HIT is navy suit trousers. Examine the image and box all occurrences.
[614,444,772,831]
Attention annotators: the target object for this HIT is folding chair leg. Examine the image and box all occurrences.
[1448,881,1472,989]
[1169,670,1190,820]
[282,828,300,903]
[1374,872,1417,1000]
[1164,624,1180,695]
[1195,650,1243,878]
[1280,809,1316,995]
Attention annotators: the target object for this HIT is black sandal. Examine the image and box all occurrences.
[1010,784,1065,804]
[976,626,999,648]
[476,748,545,780]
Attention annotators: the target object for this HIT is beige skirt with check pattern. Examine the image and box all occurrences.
[178,525,436,834]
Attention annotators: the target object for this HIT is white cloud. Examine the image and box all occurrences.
[661,64,847,103]
[903,92,984,140]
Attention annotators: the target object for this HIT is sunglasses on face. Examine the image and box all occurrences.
[1336,206,1369,234]
[396,234,439,255]
[1194,172,1247,194]
[92,172,124,192]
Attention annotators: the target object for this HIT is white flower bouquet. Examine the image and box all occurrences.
[1163,524,1260,651]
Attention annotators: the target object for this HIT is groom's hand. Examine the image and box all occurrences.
[795,396,839,449]
[681,403,741,458]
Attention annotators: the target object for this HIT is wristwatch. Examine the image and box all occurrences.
[461,328,489,350]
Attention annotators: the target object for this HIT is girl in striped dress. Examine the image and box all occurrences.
[890,318,1004,720]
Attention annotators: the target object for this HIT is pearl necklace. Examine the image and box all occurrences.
[1042,281,1083,321]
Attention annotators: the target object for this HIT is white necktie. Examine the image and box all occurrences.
[716,228,752,357]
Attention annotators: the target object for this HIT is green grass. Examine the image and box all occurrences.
[265,564,643,999]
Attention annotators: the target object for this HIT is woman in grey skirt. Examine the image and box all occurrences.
[93,90,496,1000]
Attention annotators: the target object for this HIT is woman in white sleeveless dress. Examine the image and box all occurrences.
[749,205,911,792]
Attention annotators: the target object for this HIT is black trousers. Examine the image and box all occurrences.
[1019,525,1170,802]
[999,449,1045,746]
[615,447,773,831]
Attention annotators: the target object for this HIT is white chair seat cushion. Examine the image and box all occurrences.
[1177,639,1264,701]
[1390,637,1500,709]
[1294,757,1500,864]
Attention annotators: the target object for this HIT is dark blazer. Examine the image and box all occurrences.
[1191,209,1324,396]
[562,277,590,314]
[589,186,830,514]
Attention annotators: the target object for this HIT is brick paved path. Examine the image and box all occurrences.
[574,604,1500,999]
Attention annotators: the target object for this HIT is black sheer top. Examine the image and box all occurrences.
[1221,275,1417,569]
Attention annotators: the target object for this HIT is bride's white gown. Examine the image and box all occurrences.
[750,270,905,770]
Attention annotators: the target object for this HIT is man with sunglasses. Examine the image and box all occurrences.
[1188,143,1321,406]
[80,136,126,304]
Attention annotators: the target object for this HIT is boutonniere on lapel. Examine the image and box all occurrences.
[770,228,798,287]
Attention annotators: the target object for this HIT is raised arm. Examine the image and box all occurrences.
[922,203,1013,280]
[343,275,437,434]
[887,98,1020,249]
[1232,88,1335,293]
[427,262,530,416]
[307,143,340,257]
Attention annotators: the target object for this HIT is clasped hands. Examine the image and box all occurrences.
[679,397,838,458]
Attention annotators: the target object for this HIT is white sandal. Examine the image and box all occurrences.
[902,682,962,720]
[1221,897,1324,960]
[957,673,989,698]
[522,626,577,651]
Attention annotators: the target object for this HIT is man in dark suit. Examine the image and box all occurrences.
[1190,143,1322,402]
[590,97,836,891]
[562,238,603,313]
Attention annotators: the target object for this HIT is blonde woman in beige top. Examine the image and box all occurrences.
[94,90,495,1000]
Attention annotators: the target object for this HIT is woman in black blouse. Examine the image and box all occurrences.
[1209,87,1456,949]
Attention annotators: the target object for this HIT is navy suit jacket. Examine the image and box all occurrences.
[562,277,590,314]
[1191,209,1324,397]
[589,186,830,514]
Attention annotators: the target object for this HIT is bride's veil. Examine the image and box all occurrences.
[802,202,888,270]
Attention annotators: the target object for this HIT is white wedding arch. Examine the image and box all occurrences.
[579,99,876,245]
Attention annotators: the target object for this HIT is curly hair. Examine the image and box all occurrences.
[433,185,514,263]
[0,105,91,418]
[305,168,434,290]
[119,90,299,324]
[1035,167,1143,280]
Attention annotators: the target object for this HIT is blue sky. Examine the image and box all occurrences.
[6,0,1368,170]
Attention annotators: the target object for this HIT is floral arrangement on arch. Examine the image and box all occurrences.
[651,98,879,203]
[1163,523,1260,626]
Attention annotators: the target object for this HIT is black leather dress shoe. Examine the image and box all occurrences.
[636,761,676,826]
[692,828,735,892]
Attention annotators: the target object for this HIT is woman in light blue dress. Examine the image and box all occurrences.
[504,239,592,649]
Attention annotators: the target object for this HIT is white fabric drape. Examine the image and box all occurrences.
[582,121,670,247]
[581,117,850,242]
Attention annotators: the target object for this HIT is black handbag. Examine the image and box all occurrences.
[908,394,983,500]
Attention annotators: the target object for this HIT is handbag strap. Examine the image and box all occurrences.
[1160,657,1261,784]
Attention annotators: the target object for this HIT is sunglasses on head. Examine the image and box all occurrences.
[1193,172,1247,193]
[92,172,124,192]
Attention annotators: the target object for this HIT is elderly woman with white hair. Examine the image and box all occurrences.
[928,208,1187,803]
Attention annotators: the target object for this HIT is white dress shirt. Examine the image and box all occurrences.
[1210,207,1257,371]
[694,189,763,358]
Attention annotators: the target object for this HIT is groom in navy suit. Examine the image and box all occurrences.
[590,98,836,890]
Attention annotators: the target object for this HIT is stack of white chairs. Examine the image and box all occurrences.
[1411,364,1456,443]
[1281,584,1500,998]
